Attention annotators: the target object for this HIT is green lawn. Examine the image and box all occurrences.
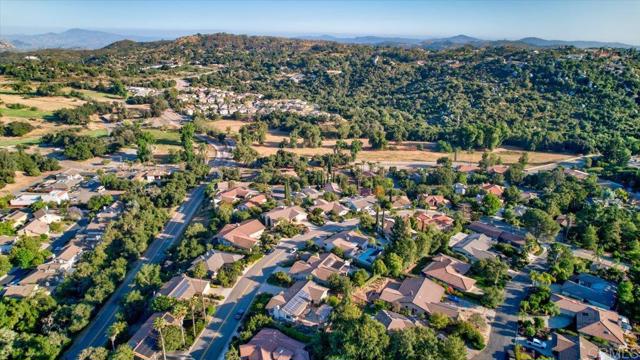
[0,107,52,119]
[145,128,182,146]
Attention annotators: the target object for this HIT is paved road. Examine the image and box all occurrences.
[188,220,358,360]
[64,136,227,360]
[63,185,207,359]
[474,253,547,360]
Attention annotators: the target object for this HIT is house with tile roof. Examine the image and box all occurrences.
[216,219,265,250]
[419,194,450,209]
[422,254,478,292]
[375,309,417,331]
[289,252,350,283]
[263,206,307,227]
[239,328,310,360]
[552,333,600,360]
[310,199,349,217]
[414,210,454,232]
[156,274,211,300]
[448,232,497,262]
[191,250,245,278]
[378,277,458,318]
[266,280,332,327]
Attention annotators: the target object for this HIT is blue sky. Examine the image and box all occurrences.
[1,0,639,44]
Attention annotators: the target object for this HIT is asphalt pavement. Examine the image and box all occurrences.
[64,136,227,360]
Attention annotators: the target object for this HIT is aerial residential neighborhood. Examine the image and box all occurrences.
[1,1,640,360]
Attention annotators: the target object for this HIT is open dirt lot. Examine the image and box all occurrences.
[0,93,86,111]
[204,119,575,166]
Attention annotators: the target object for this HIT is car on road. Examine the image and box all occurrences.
[526,338,546,349]
[289,247,298,254]
[234,309,245,320]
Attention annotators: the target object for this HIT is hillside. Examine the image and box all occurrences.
[1,33,639,154]
[1,28,157,50]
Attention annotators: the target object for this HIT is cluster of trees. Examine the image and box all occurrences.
[1,121,34,137]
[0,148,60,189]
[52,101,118,125]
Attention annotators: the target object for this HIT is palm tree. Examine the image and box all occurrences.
[199,293,208,321]
[108,321,127,350]
[172,303,188,347]
[188,297,198,340]
[153,316,168,360]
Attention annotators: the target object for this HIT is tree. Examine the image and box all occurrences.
[372,258,388,276]
[180,122,196,163]
[430,312,450,330]
[442,335,467,360]
[153,317,168,360]
[0,255,11,277]
[134,264,162,293]
[351,268,370,287]
[385,253,404,277]
[481,286,505,308]
[191,261,208,279]
[108,321,127,350]
[78,346,109,360]
[369,129,388,150]
[171,303,188,347]
[522,209,560,242]
[111,344,135,360]
[482,194,501,216]
[328,304,389,360]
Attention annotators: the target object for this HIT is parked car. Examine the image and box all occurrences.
[234,309,245,320]
[527,338,546,349]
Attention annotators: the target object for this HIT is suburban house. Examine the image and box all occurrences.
[310,199,349,216]
[263,206,307,227]
[456,164,481,173]
[487,165,509,174]
[191,250,245,278]
[4,210,28,228]
[2,284,40,298]
[289,252,351,283]
[552,294,627,347]
[216,219,265,250]
[239,328,310,360]
[237,194,268,211]
[266,280,332,327]
[468,220,527,248]
[375,309,417,331]
[560,274,617,310]
[215,181,251,192]
[323,182,342,194]
[296,186,323,200]
[422,254,478,292]
[420,194,450,209]
[454,183,467,195]
[10,194,42,207]
[18,219,50,237]
[378,277,459,318]
[33,208,63,225]
[448,232,497,262]
[156,274,212,300]
[216,186,259,204]
[344,195,377,213]
[52,244,83,271]
[42,190,70,204]
[19,263,63,289]
[414,211,454,232]
[390,195,412,209]
[552,333,600,360]
[481,183,505,197]
[318,230,371,258]
[128,312,180,360]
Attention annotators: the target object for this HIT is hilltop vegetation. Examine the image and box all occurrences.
[1,33,639,155]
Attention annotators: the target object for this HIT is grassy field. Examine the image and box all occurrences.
[0,93,85,111]
[145,128,182,146]
[0,106,52,119]
[203,119,575,166]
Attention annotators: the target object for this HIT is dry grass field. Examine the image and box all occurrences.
[203,119,574,166]
[0,93,86,111]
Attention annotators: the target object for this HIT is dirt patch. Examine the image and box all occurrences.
[0,94,85,111]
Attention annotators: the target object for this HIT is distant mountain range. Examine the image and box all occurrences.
[0,28,159,50]
[300,34,640,50]
[1,28,638,51]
